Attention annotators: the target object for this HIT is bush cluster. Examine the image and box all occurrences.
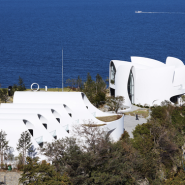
[133,103,153,109]
[26,101,185,185]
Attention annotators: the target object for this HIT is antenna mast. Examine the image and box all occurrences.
[62,48,63,92]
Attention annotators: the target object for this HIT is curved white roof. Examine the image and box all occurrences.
[166,56,184,68]
[0,113,54,143]
[0,91,124,162]
[0,108,69,139]
[0,119,40,156]
[131,56,165,67]
[110,56,185,107]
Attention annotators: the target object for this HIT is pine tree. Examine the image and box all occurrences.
[17,131,32,165]
[27,145,37,159]
[76,75,83,90]
[17,76,26,91]
[0,130,10,165]
[19,157,72,185]
[83,73,95,102]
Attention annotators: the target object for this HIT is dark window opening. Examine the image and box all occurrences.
[127,69,134,104]
[81,93,85,100]
[69,113,72,117]
[37,114,41,119]
[86,106,88,109]
[67,130,69,133]
[43,124,47,129]
[39,142,43,148]
[54,136,57,139]
[110,88,115,97]
[23,120,27,125]
[170,96,178,104]
[110,62,116,84]
[56,118,60,123]
[28,129,33,137]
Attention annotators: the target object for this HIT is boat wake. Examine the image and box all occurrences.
[135,11,185,14]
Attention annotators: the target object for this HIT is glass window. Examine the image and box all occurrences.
[110,62,116,84]
[127,69,134,103]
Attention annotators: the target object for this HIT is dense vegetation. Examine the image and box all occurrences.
[0,76,26,102]
[66,73,107,107]
[18,101,185,184]
[1,75,185,184]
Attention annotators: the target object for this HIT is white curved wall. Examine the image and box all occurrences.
[1,103,74,126]
[0,119,40,157]
[0,108,69,139]
[110,56,185,107]
[0,113,54,144]
[135,66,175,105]
[115,63,132,107]
[131,56,165,67]
[0,92,125,162]
[173,66,185,88]
[166,57,184,68]
[2,92,124,141]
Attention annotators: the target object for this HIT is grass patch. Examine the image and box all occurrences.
[124,109,149,118]
[83,124,106,127]
[26,87,75,92]
[96,115,122,122]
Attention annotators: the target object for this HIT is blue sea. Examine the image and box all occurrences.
[0,0,185,88]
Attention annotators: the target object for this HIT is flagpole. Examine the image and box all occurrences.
[62,48,63,92]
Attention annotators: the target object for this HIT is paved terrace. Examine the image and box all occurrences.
[124,115,147,138]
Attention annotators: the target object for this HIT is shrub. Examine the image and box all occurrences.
[110,79,115,84]
[17,164,24,171]
[120,130,130,141]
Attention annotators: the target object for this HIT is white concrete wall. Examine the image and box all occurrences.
[0,119,40,157]
[115,63,132,107]
[110,56,185,107]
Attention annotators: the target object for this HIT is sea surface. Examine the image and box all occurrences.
[0,0,185,88]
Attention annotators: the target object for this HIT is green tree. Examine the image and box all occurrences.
[106,96,124,113]
[76,75,83,90]
[131,103,185,183]
[83,73,107,106]
[181,95,185,107]
[17,76,26,91]
[0,130,10,165]
[39,123,140,185]
[83,73,95,103]
[17,131,32,165]
[27,145,37,159]
[0,89,9,103]
[164,170,185,184]
[66,78,76,90]
[12,76,26,95]
[94,91,106,107]
[19,157,72,185]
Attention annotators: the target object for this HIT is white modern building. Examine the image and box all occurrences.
[0,92,124,161]
[109,56,185,107]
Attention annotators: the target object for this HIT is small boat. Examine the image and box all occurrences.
[135,11,142,13]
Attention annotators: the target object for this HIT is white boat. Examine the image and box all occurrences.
[135,11,142,13]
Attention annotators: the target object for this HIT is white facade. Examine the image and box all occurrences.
[109,56,185,107]
[0,92,124,160]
